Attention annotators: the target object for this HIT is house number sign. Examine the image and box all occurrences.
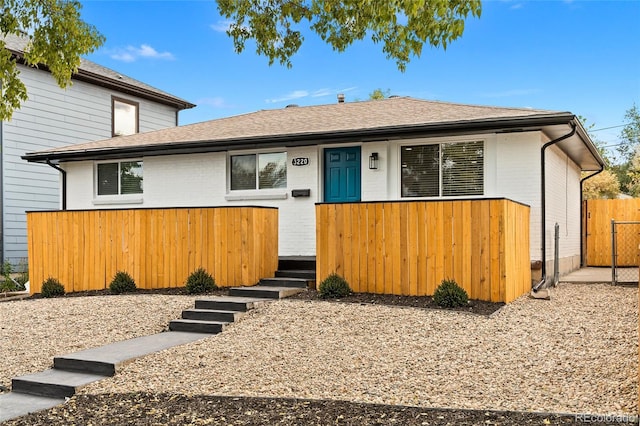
[291,157,309,166]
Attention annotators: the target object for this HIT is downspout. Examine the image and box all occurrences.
[45,160,67,210]
[579,168,604,267]
[532,123,577,292]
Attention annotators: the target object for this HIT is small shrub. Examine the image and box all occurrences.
[185,268,217,294]
[15,259,29,291]
[318,272,351,299]
[433,279,468,308]
[109,271,137,294]
[0,261,18,292]
[41,277,65,298]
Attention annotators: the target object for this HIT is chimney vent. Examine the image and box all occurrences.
[337,93,345,103]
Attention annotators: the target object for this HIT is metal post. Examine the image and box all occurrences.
[611,219,616,285]
[553,223,560,286]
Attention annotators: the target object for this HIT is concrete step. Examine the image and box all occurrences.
[228,286,303,299]
[12,369,106,398]
[278,256,316,271]
[275,270,316,280]
[169,319,226,334]
[194,296,271,312]
[0,392,64,423]
[53,331,209,376]
[182,309,243,322]
[259,277,309,288]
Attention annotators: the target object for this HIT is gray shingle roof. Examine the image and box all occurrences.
[32,97,563,152]
[22,96,603,170]
[2,33,194,110]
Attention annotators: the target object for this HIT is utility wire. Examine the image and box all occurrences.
[591,124,625,132]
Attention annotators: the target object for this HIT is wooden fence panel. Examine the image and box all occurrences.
[316,199,531,303]
[27,207,279,294]
[584,198,640,266]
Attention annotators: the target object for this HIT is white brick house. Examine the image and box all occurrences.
[1,34,194,266]
[23,97,603,280]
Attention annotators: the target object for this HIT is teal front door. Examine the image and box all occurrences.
[324,147,361,202]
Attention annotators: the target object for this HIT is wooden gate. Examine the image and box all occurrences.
[583,198,640,266]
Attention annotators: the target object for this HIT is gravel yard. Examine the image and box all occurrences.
[0,294,199,390]
[0,283,637,422]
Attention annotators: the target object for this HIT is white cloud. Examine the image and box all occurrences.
[311,86,358,98]
[196,97,230,108]
[265,90,309,104]
[265,87,358,104]
[110,44,175,62]
[211,20,233,32]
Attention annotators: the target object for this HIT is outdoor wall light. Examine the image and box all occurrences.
[369,152,379,170]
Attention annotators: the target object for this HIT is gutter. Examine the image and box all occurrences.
[532,122,577,293]
[23,114,579,164]
[579,168,605,267]
[45,160,67,210]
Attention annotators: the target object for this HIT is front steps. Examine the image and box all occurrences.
[276,256,316,284]
[169,257,314,334]
[3,256,317,421]
[10,332,208,399]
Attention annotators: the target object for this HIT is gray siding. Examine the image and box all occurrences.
[1,65,179,267]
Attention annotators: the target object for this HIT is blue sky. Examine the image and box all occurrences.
[79,0,639,151]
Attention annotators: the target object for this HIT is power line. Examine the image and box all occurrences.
[591,124,625,132]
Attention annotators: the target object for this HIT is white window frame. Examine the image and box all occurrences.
[112,97,139,137]
[399,139,485,199]
[93,159,144,205]
[225,150,288,201]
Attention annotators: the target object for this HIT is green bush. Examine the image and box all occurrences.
[109,271,137,294]
[318,272,351,299]
[41,277,65,298]
[433,279,468,308]
[185,268,217,294]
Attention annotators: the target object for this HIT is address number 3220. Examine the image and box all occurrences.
[291,157,309,166]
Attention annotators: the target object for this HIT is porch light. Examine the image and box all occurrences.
[369,152,379,170]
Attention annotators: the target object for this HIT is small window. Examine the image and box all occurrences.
[97,161,143,195]
[112,97,139,136]
[401,141,484,197]
[230,152,287,191]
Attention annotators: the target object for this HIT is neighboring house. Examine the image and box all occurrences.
[22,96,604,278]
[1,34,194,266]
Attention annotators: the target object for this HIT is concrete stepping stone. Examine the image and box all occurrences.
[0,392,64,422]
[228,286,303,299]
[53,331,209,376]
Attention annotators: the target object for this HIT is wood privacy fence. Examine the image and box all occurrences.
[27,207,278,294]
[316,199,531,303]
[583,198,640,266]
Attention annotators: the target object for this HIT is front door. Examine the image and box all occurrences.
[324,147,361,202]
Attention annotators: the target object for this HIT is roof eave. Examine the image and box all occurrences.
[73,69,196,111]
[8,50,195,111]
[22,113,594,164]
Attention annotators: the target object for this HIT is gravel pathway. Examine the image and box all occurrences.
[0,283,637,417]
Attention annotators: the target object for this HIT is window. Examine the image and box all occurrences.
[97,161,143,195]
[401,141,484,197]
[112,97,139,136]
[230,152,287,190]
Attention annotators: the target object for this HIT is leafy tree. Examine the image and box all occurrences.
[217,0,482,71]
[617,104,640,164]
[369,88,391,100]
[582,169,620,200]
[0,0,105,121]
